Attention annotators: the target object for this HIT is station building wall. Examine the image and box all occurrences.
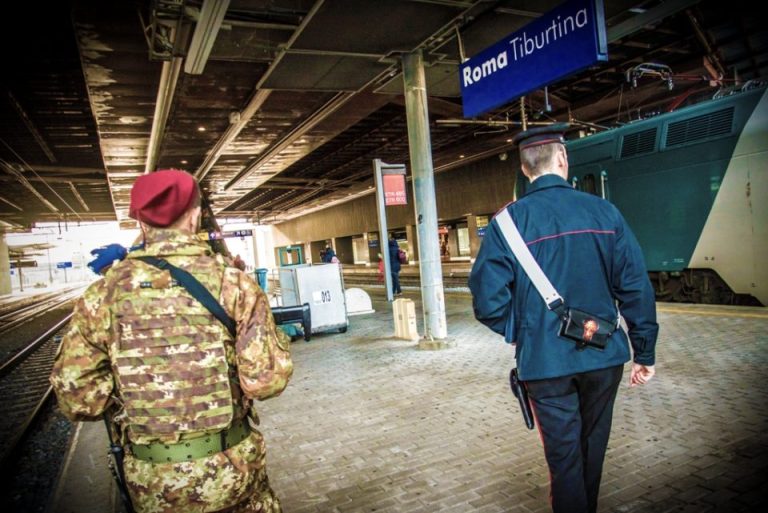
[271,154,518,247]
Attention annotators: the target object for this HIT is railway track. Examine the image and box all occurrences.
[0,315,72,471]
[0,287,84,337]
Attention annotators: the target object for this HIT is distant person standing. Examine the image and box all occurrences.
[469,124,658,513]
[388,236,402,296]
[322,244,337,263]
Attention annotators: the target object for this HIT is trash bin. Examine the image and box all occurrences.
[255,268,269,292]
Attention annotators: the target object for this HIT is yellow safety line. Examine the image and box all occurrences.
[657,306,768,319]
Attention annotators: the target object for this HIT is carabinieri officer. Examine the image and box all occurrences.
[469,123,658,513]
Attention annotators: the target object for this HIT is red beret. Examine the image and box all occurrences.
[129,169,199,227]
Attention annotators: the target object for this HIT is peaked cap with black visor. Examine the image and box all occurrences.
[512,122,571,150]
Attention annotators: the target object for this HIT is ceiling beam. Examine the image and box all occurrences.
[29,165,105,175]
[408,0,474,7]
[194,0,328,183]
[493,7,542,18]
[224,91,354,190]
[686,8,726,78]
[145,54,184,173]
[222,19,297,31]
[0,175,103,184]
[68,182,91,212]
[184,0,231,74]
[7,91,57,163]
[0,161,59,212]
[607,0,701,43]
[216,0,488,212]
[0,195,23,211]
[193,89,272,182]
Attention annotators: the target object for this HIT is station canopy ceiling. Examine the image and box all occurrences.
[1,0,765,229]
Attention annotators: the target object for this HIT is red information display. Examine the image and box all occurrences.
[383,174,407,206]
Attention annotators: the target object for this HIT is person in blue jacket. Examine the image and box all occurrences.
[321,244,336,263]
[388,237,402,296]
[469,123,658,513]
[87,243,128,275]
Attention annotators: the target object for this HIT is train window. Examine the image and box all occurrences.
[580,173,598,195]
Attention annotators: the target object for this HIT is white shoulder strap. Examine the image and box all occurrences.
[495,209,563,310]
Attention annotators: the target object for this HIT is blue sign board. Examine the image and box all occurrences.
[57,261,73,269]
[460,0,607,118]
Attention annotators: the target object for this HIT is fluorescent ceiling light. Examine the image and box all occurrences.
[184,0,230,75]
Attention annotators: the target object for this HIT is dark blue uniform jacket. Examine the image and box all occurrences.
[388,239,402,273]
[469,174,658,381]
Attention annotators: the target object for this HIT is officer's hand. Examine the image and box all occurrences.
[630,363,655,387]
[87,243,127,275]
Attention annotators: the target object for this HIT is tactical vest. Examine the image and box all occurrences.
[108,258,242,445]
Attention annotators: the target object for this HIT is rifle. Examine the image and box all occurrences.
[103,413,135,513]
[509,368,535,430]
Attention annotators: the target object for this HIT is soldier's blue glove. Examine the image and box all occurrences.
[87,244,127,275]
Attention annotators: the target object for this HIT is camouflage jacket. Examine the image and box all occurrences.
[50,228,293,443]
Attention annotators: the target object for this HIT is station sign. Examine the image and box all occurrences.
[209,229,253,240]
[56,261,73,269]
[459,0,607,118]
[383,174,407,206]
[380,162,407,206]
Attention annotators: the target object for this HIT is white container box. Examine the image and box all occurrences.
[278,263,349,334]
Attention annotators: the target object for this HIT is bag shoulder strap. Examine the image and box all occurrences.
[135,256,236,338]
[495,209,564,311]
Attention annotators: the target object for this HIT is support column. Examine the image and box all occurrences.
[466,214,482,261]
[0,233,11,295]
[405,224,418,263]
[402,50,448,345]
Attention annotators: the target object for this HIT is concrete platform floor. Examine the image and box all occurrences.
[51,291,768,513]
[257,292,768,513]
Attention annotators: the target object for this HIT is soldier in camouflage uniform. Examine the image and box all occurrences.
[50,169,293,513]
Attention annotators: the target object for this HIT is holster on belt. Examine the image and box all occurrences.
[509,368,535,430]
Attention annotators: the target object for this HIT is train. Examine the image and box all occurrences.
[563,82,767,306]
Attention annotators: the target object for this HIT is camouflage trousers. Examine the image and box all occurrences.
[123,429,281,513]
